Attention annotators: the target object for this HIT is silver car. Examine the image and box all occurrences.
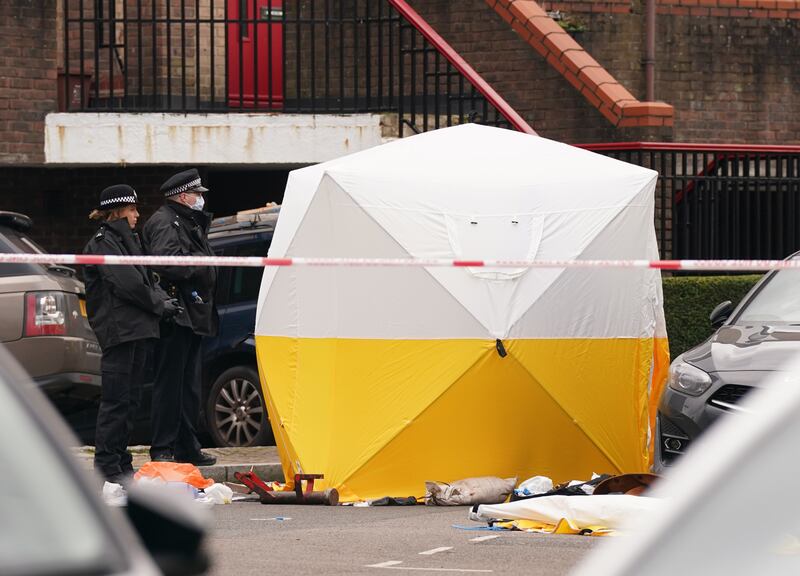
[655,256,800,471]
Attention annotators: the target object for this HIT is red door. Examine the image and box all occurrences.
[227,0,284,108]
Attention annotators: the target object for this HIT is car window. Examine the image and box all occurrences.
[0,229,42,277]
[735,269,800,324]
[213,246,231,307]
[0,378,126,575]
[5,233,46,254]
[229,240,270,305]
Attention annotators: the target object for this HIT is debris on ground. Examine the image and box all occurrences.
[425,476,517,506]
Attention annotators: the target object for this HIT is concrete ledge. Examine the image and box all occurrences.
[74,445,285,484]
[45,112,393,166]
[195,462,284,484]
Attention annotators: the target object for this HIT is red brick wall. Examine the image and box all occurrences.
[543,0,800,19]
[410,0,800,143]
[3,0,800,170]
[407,0,671,142]
[0,1,58,165]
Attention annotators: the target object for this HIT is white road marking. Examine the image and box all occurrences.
[365,561,492,573]
[250,517,292,521]
[469,535,500,543]
[419,547,453,555]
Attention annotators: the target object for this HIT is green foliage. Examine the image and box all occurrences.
[663,275,763,359]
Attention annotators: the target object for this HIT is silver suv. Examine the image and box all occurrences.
[0,211,101,425]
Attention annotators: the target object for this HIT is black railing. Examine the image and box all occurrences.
[60,0,534,136]
[583,143,800,262]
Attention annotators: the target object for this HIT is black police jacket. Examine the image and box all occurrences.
[142,202,219,337]
[83,219,165,350]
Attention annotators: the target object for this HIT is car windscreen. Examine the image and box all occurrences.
[0,378,127,575]
[734,269,800,324]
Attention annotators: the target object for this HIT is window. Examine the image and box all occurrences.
[228,240,271,305]
[736,268,800,324]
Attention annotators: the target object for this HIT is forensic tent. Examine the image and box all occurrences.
[254,124,669,502]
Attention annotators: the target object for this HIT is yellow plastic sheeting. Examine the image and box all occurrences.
[494,518,616,537]
[257,336,659,502]
[650,338,671,447]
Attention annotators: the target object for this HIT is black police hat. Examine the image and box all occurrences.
[160,168,209,198]
[97,184,138,210]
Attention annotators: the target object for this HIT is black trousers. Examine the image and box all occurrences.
[150,322,203,457]
[94,339,149,479]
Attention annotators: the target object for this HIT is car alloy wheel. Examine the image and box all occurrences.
[208,366,272,447]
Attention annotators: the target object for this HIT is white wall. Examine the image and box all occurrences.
[45,113,392,166]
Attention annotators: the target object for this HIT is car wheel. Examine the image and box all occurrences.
[207,366,273,447]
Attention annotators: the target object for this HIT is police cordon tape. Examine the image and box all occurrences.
[0,252,798,271]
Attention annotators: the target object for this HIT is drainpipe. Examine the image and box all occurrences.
[645,0,656,101]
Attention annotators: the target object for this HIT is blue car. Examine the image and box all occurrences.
[199,206,279,447]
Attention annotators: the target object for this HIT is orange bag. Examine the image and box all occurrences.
[134,461,215,490]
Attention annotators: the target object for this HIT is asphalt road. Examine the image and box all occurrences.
[206,501,601,575]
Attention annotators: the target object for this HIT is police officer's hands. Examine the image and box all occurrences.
[162,298,184,319]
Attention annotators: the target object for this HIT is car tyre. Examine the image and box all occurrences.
[206,365,273,447]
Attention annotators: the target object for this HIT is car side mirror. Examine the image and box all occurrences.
[710,301,734,329]
[125,483,210,576]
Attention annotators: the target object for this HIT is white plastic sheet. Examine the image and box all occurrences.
[472,495,662,530]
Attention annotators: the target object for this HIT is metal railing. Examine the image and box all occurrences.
[60,0,534,137]
[583,143,800,263]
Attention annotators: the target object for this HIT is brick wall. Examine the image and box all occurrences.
[4,0,800,171]
[0,1,58,165]
[410,0,800,143]
[544,0,800,19]
[407,0,656,142]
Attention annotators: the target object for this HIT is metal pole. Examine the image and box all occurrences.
[645,0,656,101]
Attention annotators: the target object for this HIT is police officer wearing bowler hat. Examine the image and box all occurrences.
[83,184,182,484]
[142,169,219,466]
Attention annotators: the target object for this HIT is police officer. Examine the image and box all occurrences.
[143,169,218,466]
[83,184,182,484]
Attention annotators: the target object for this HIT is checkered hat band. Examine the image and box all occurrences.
[165,178,202,197]
[100,195,136,206]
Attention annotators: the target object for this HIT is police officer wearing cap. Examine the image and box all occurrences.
[142,169,219,466]
[83,184,182,484]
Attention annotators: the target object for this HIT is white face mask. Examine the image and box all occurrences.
[189,194,205,211]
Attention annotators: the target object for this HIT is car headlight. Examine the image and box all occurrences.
[668,361,713,396]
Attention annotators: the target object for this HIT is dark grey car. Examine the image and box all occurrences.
[655,258,800,471]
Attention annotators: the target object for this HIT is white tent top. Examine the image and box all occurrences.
[256,124,662,340]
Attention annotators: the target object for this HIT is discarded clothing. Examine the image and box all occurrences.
[592,473,659,496]
[511,474,611,501]
[370,496,418,506]
[134,461,214,489]
[426,476,517,506]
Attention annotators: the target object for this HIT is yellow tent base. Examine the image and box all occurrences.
[257,336,668,502]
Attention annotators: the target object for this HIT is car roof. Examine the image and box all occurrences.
[0,211,33,233]
[208,204,280,240]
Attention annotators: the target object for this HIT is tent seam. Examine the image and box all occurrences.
[334,344,494,490]
[504,351,625,473]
